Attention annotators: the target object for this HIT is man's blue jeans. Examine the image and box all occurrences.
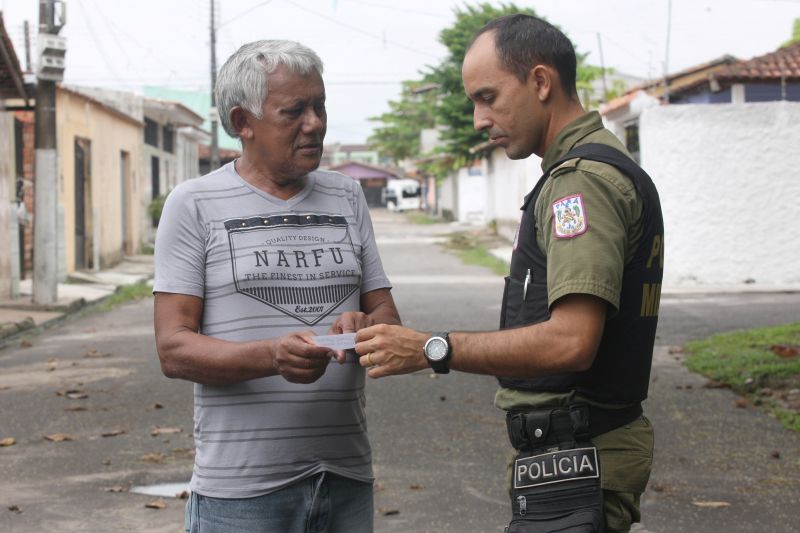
[184,472,373,533]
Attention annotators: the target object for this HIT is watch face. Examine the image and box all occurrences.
[425,337,448,361]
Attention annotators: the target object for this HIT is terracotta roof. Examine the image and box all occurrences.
[198,144,241,160]
[0,13,28,101]
[668,44,800,98]
[600,55,739,115]
[329,160,404,178]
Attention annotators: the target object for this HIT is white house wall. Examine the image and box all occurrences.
[485,148,542,239]
[640,101,800,285]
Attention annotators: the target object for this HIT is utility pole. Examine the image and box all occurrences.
[209,0,220,171]
[24,20,32,73]
[33,0,65,305]
[596,33,608,103]
[663,0,672,103]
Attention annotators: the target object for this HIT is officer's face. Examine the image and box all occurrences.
[463,32,546,160]
[243,65,327,184]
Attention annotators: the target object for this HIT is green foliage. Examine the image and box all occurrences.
[423,3,536,168]
[367,81,438,164]
[784,18,800,47]
[685,322,800,432]
[99,281,154,312]
[147,193,169,226]
[369,2,602,176]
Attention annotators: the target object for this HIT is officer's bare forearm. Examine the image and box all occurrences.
[449,294,606,377]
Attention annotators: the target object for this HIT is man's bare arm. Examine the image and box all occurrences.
[154,292,333,386]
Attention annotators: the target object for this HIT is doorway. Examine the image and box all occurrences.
[74,138,93,270]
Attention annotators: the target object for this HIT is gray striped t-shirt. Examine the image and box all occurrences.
[153,162,391,498]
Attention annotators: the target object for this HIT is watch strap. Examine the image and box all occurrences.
[426,332,451,374]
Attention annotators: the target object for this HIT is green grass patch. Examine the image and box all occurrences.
[445,232,509,277]
[685,322,800,432]
[98,281,154,311]
[404,211,443,225]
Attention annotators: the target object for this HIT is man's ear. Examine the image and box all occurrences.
[530,65,553,102]
[230,106,253,140]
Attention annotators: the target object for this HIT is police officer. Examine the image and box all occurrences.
[355,14,663,533]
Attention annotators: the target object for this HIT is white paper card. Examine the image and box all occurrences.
[310,333,357,350]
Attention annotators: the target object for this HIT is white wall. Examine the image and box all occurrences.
[640,101,800,285]
[484,148,542,238]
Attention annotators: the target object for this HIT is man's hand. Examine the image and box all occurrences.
[327,311,375,363]
[274,332,336,384]
[355,324,429,378]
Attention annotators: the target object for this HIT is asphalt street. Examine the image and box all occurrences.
[1,209,799,532]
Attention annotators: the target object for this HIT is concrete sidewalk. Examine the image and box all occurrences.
[0,255,154,345]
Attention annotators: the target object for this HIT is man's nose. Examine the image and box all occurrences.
[302,108,325,133]
[473,107,491,132]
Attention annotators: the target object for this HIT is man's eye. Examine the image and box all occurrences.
[285,108,303,118]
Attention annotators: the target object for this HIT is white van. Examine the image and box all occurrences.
[382,178,421,212]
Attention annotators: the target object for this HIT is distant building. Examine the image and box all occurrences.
[321,143,384,168]
[328,161,407,207]
[0,12,30,298]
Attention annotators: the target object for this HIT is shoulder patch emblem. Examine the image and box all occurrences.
[552,194,588,238]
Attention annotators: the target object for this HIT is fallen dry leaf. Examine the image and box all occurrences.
[64,406,88,412]
[140,452,165,463]
[151,427,182,437]
[0,385,10,391]
[703,380,731,389]
[47,362,57,372]
[733,398,749,409]
[409,484,424,490]
[770,451,781,459]
[57,389,89,400]
[771,344,799,359]
[44,433,75,442]
[106,486,129,493]
[692,501,730,508]
[378,508,400,516]
[0,437,16,447]
[84,349,111,358]
[145,500,167,510]
[20,340,32,348]
[152,403,164,409]
[8,504,22,514]
[101,429,126,438]
[668,346,685,354]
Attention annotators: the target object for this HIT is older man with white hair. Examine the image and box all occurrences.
[153,40,399,532]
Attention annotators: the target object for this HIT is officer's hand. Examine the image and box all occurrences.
[273,332,335,384]
[355,324,429,379]
[327,312,375,364]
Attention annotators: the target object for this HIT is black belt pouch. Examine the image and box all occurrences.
[506,408,605,533]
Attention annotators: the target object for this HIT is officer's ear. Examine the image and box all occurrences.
[230,106,254,140]
[529,65,553,102]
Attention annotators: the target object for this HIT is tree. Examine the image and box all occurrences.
[783,18,800,47]
[424,3,536,172]
[369,2,601,177]
[367,81,437,165]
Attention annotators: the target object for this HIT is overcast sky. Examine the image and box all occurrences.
[2,0,798,143]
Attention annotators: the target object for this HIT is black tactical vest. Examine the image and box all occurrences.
[499,143,664,404]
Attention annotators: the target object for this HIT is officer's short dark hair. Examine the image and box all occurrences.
[471,14,578,99]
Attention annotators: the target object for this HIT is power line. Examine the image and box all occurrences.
[218,0,275,28]
[344,0,450,19]
[75,0,123,82]
[282,0,440,59]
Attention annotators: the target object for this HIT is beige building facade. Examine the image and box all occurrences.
[56,87,144,274]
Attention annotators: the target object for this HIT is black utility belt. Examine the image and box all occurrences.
[506,402,642,451]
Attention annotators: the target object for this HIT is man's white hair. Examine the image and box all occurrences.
[215,40,324,138]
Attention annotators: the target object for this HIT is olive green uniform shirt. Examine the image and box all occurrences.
[495,112,653,498]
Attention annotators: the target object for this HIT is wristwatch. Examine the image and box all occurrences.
[423,332,452,374]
